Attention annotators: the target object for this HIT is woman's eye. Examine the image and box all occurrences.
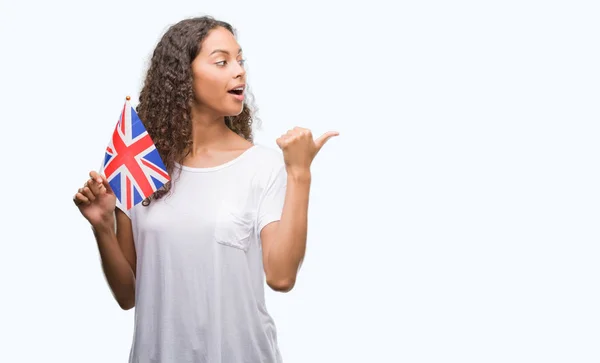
[216,59,245,67]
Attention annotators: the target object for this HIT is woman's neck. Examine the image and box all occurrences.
[188,106,231,155]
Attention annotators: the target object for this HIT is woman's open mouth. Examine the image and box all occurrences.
[228,85,245,101]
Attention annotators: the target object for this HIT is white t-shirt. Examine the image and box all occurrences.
[116,144,287,363]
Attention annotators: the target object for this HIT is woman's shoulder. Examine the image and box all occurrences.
[243,144,286,188]
[248,143,285,168]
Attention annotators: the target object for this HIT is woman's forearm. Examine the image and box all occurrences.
[265,169,311,289]
[92,221,136,310]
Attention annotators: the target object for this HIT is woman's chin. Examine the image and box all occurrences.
[225,105,245,117]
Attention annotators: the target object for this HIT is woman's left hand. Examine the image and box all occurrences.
[276,127,339,176]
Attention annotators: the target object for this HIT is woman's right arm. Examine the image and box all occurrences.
[74,171,137,310]
[92,209,137,310]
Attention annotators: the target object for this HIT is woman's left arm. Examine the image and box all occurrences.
[261,127,338,292]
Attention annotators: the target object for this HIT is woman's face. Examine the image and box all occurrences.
[191,26,247,117]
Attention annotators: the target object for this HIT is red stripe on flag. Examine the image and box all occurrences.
[104,132,155,198]
[120,104,126,135]
[126,176,132,210]
[141,158,170,180]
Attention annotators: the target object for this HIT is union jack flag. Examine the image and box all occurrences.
[100,97,170,210]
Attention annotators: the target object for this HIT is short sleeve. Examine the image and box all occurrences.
[257,165,287,233]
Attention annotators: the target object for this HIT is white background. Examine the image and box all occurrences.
[1,1,599,362]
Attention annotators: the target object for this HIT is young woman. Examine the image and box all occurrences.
[72,16,337,363]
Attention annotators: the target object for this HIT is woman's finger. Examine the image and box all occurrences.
[87,178,102,196]
[73,192,90,206]
[89,171,103,184]
[81,187,96,202]
[99,174,114,194]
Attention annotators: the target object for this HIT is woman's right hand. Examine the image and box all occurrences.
[73,171,117,228]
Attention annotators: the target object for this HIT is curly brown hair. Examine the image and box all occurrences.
[136,16,258,206]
